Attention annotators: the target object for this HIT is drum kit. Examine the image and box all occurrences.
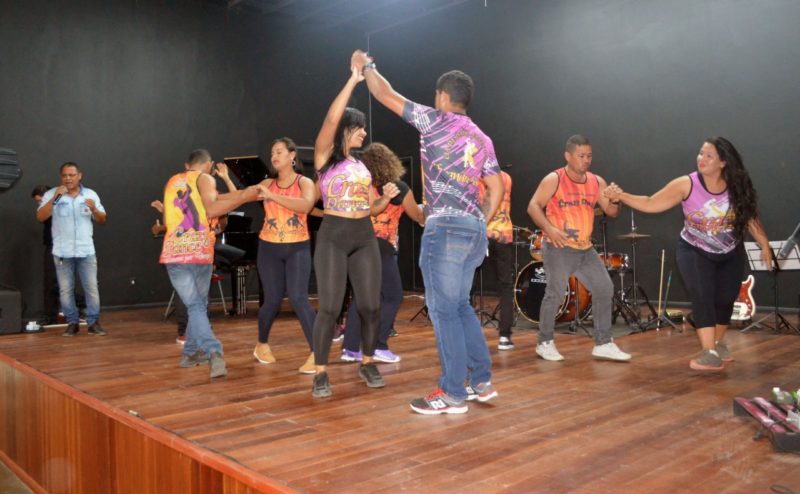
[512,210,658,331]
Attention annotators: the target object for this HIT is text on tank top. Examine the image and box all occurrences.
[680,171,737,254]
[317,159,372,213]
[160,170,215,264]
[544,167,598,250]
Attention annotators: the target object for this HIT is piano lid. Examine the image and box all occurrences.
[223,155,269,187]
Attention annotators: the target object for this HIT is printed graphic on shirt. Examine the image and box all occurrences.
[403,101,499,220]
[160,172,215,264]
[480,171,513,243]
[260,178,310,243]
[681,172,736,253]
[319,160,372,213]
[545,168,598,250]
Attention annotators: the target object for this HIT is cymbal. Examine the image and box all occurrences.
[616,232,651,240]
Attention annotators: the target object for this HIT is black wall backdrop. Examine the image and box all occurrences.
[2,0,798,320]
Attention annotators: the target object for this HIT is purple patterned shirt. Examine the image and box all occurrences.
[402,101,500,220]
[680,171,737,254]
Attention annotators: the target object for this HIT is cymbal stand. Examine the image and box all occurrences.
[567,281,591,336]
[644,249,680,331]
[622,211,657,331]
[474,260,498,327]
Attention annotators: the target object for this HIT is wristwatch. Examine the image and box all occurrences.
[363,62,376,72]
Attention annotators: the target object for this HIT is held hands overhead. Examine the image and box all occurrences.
[351,50,373,74]
[603,183,623,202]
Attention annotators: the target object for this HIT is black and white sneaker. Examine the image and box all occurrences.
[312,371,332,398]
[465,382,498,402]
[498,336,514,350]
[358,363,385,388]
[410,389,468,415]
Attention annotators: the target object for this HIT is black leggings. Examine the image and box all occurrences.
[256,240,315,349]
[312,215,381,365]
[676,238,745,328]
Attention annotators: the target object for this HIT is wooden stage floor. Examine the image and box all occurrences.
[2,297,800,493]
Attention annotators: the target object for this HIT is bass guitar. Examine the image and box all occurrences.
[731,275,756,321]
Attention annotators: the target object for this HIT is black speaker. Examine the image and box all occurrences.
[0,289,22,334]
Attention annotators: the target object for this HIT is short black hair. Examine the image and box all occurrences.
[60,162,79,173]
[436,70,474,109]
[187,149,212,165]
[565,135,591,152]
[31,184,50,197]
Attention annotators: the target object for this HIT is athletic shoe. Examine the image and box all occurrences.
[715,341,734,362]
[389,328,399,337]
[312,372,332,398]
[690,349,724,371]
[591,341,631,362]
[498,336,514,350]
[179,349,209,368]
[176,335,186,345]
[298,353,315,374]
[373,348,401,363]
[536,340,565,361]
[465,382,498,402]
[410,389,468,415]
[209,351,227,378]
[87,322,107,336]
[62,323,79,337]
[358,363,385,388]
[332,324,345,342]
[340,349,363,362]
[253,343,276,364]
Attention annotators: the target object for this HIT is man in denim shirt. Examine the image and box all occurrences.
[37,162,107,337]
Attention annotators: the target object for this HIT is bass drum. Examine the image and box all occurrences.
[514,261,592,324]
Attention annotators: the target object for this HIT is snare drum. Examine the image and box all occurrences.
[514,261,592,323]
[528,230,544,261]
[599,252,629,272]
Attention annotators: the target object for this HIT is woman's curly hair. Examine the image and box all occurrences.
[360,142,405,187]
[708,136,759,241]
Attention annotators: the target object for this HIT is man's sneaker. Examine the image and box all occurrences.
[209,351,227,378]
[373,348,401,363]
[591,341,631,362]
[179,349,209,368]
[332,324,345,342]
[466,382,498,402]
[312,371,332,398]
[62,323,79,337]
[536,340,564,361]
[715,341,734,362]
[298,353,315,374]
[410,389,468,415]
[690,349,724,371]
[389,327,399,337]
[498,336,514,351]
[340,349,363,362]
[176,335,186,345]
[358,363,385,388]
[87,322,107,336]
[253,343,276,364]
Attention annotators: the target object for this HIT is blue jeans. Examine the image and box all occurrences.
[420,215,491,400]
[54,255,100,325]
[166,263,222,357]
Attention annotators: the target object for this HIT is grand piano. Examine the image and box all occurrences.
[219,155,268,315]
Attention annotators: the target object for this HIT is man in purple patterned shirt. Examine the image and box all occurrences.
[353,50,504,415]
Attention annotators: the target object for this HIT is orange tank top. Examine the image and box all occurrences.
[545,167,598,250]
[259,175,310,243]
[480,170,513,243]
[160,170,215,264]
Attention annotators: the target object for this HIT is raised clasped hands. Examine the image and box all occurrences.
[150,200,165,213]
[351,50,372,73]
[213,162,230,180]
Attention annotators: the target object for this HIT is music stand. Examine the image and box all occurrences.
[741,239,799,334]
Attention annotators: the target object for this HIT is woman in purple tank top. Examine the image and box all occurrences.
[604,137,772,371]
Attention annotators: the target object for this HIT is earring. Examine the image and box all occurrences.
[291,158,297,167]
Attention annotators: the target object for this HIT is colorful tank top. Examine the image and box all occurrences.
[479,170,513,243]
[259,175,310,243]
[160,170,215,264]
[318,159,372,213]
[371,183,406,250]
[544,167,598,250]
[680,171,737,254]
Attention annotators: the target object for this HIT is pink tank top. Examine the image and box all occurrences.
[680,171,737,254]
[318,159,372,213]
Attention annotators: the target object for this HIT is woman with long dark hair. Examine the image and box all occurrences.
[604,137,773,370]
[340,142,424,364]
[253,137,317,374]
[310,66,399,397]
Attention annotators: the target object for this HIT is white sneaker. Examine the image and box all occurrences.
[592,341,631,362]
[536,341,564,361]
